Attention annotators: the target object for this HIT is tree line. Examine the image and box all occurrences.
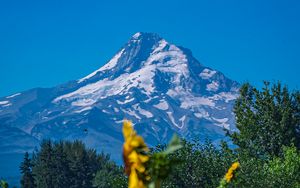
[19,140,126,188]
[15,82,300,188]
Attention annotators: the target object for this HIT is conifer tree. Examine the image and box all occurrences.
[64,140,96,188]
[52,142,70,188]
[32,140,54,188]
[20,152,35,188]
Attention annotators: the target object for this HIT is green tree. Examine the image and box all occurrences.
[229,82,300,158]
[64,140,94,188]
[29,139,121,188]
[32,140,54,188]
[230,146,300,188]
[264,146,300,187]
[20,152,35,188]
[52,142,70,188]
[162,140,234,188]
[93,161,126,188]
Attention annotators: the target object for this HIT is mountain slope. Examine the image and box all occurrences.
[0,32,239,168]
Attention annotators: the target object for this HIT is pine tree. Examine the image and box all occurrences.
[20,152,35,188]
[64,140,93,188]
[29,139,121,188]
[52,142,70,188]
[32,140,54,188]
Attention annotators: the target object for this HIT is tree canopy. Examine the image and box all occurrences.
[18,81,300,188]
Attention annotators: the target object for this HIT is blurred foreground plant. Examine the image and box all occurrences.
[0,180,8,188]
[122,120,182,188]
[218,162,240,188]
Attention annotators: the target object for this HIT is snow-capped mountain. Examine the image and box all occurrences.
[0,32,239,169]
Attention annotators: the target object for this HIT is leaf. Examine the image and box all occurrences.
[163,134,182,155]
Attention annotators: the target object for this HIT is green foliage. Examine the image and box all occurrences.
[223,82,300,188]
[161,140,234,188]
[93,161,127,188]
[32,140,54,188]
[227,154,265,188]
[229,146,300,188]
[229,82,300,158]
[62,140,98,188]
[265,146,300,187]
[51,141,70,187]
[147,135,183,188]
[14,81,300,188]
[161,82,300,187]
[20,152,34,188]
[0,180,9,188]
[23,139,122,188]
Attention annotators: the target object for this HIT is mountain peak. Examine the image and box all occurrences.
[0,32,240,168]
[77,32,166,83]
[130,32,162,42]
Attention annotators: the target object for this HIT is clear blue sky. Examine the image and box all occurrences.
[1,0,300,97]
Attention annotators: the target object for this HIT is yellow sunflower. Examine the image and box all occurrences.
[122,120,149,188]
